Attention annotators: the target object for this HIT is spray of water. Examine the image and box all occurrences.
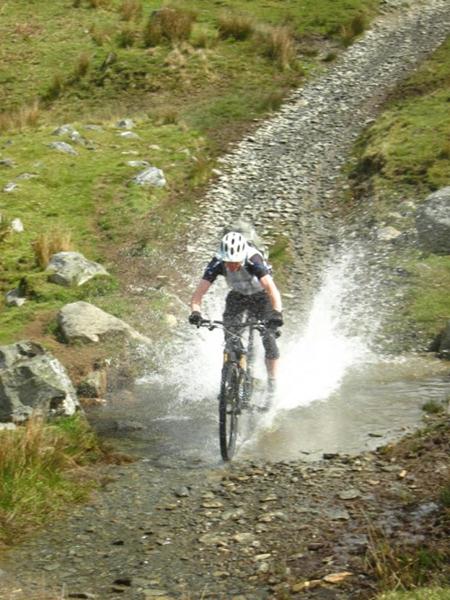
[152,246,379,418]
[276,248,377,411]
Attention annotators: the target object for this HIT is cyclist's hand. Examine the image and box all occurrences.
[189,310,202,326]
[268,309,283,328]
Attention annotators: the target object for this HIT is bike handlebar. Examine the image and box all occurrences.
[196,318,280,337]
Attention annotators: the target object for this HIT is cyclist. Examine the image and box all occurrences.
[189,231,283,397]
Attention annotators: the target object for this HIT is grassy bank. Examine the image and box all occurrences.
[0,0,381,344]
[347,35,450,346]
[0,415,107,545]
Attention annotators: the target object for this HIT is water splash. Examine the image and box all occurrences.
[276,247,378,411]
[150,246,381,415]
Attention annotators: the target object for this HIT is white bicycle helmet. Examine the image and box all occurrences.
[220,231,248,262]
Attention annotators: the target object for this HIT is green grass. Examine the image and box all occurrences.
[403,254,450,340]
[0,415,103,543]
[0,0,382,344]
[346,36,450,346]
[350,36,450,199]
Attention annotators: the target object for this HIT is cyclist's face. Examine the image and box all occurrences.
[225,261,241,272]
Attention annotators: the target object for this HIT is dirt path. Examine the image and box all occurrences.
[0,2,449,599]
[0,415,448,599]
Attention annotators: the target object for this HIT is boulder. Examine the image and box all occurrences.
[3,182,17,193]
[46,251,109,287]
[58,301,150,344]
[133,166,166,187]
[416,187,450,254]
[5,289,26,307]
[0,341,80,423]
[48,141,78,155]
[52,124,78,136]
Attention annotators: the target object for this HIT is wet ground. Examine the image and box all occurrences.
[89,349,450,467]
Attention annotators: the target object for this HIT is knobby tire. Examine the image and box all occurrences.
[219,363,241,461]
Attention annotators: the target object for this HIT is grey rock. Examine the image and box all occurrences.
[127,160,150,168]
[133,167,166,188]
[3,182,17,193]
[46,251,109,287]
[5,289,26,307]
[338,488,361,500]
[119,131,139,140]
[52,124,78,136]
[0,158,15,167]
[16,172,36,181]
[10,218,24,232]
[326,507,350,520]
[48,141,78,155]
[416,187,450,254]
[376,226,402,241]
[116,119,135,129]
[58,301,150,344]
[0,341,80,422]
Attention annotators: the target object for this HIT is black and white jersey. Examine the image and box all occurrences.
[202,252,270,296]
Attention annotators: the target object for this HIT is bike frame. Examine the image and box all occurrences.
[199,318,267,404]
[197,317,272,461]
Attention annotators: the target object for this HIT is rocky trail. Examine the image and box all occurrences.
[185,0,450,312]
[1,1,450,599]
[0,417,448,599]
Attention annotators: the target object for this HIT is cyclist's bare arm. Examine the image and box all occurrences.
[191,279,212,312]
[260,275,282,312]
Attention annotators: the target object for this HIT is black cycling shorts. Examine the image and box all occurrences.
[223,290,280,360]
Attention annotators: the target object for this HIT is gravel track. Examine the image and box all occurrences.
[188,0,450,310]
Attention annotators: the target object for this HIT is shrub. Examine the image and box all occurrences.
[143,6,195,47]
[74,51,91,78]
[117,24,136,48]
[340,13,367,46]
[0,415,102,542]
[217,13,254,41]
[259,89,285,112]
[119,0,143,22]
[191,26,217,49]
[422,400,445,414]
[152,106,179,125]
[32,230,73,269]
[257,26,297,70]
[87,0,111,7]
[90,24,111,46]
[0,101,40,133]
[45,73,65,101]
[0,213,11,242]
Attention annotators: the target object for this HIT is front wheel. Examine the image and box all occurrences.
[219,363,241,461]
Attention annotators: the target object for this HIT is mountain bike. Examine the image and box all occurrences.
[198,318,273,461]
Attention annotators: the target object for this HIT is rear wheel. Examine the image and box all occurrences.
[219,363,241,461]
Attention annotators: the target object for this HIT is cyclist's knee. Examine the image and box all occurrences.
[263,334,279,360]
